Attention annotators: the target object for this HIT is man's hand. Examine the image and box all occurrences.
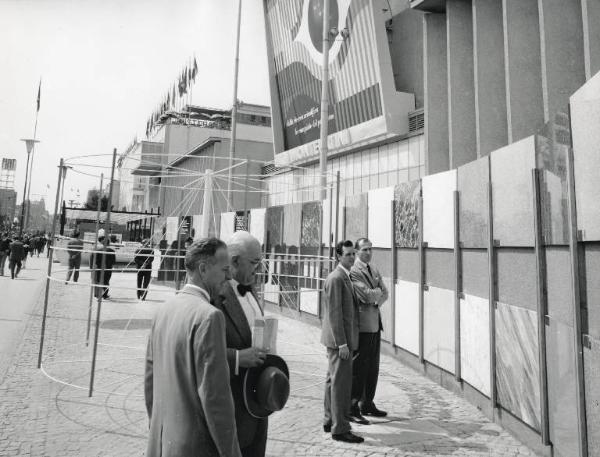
[238,347,267,368]
[338,345,350,360]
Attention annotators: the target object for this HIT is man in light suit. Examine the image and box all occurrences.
[350,237,389,421]
[321,240,363,443]
[144,238,242,457]
[214,231,268,457]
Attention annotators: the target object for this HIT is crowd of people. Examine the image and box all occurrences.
[0,232,49,279]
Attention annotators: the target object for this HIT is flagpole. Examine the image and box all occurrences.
[227,0,242,211]
[24,79,42,233]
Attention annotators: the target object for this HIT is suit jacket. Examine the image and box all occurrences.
[144,285,241,457]
[320,266,360,351]
[213,281,266,450]
[350,259,389,333]
[9,241,24,261]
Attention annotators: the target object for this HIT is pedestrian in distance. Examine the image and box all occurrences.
[321,239,363,443]
[144,237,242,457]
[0,232,11,276]
[213,231,270,457]
[8,236,25,279]
[21,236,29,269]
[134,238,154,300]
[91,232,116,300]
[349,237,389,424]
[65,232,84,284]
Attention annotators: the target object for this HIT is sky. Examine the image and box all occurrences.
[0,0,271,211]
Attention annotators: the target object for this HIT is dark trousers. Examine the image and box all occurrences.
[324,347,353,435]
[93,270,112,298]
[240,417,268,457]
[9,259,21,279]
[137,270,151,299]
[351,331,381,411]
[0,253,7,275]
[66,258,81,282]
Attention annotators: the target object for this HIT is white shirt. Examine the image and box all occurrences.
[230,279,264,327]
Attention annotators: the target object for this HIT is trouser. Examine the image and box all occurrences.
[66,258,81,283]
[137,270,151,299]
[351,331,381,412]
[93,270,112,298]
[9,259,22,279]
[323,347,353,435]
[240,417,268,457]
[0,253,7,275]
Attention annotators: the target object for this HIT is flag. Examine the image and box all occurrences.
[192,57,198,81]
[36,79,41,112]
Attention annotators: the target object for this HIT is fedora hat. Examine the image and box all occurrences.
[243,354,290,419]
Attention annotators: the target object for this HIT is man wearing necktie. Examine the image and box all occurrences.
[214,231,268,457]
[350,237,389,421]
[321,240,363,443]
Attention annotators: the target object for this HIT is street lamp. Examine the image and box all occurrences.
[19,138,39,236]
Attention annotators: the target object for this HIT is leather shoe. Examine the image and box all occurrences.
[332,431,364,443]
[349,410,370,425]
[361,406,387,417]
[323,424,331,433]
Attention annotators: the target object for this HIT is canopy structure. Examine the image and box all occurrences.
[64,207,160,225]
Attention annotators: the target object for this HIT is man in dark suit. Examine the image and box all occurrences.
[144,237,241,457]
[213,231,268,457]
[91,235,116,299]
[321,239,363,443]
[8,236,24,279]
[350,237,389,421]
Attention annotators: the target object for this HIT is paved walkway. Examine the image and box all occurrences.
[0,263,538,456]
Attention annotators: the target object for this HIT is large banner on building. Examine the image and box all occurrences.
[1,158,16,170]
[264,0,414,165]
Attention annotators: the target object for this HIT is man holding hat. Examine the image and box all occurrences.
[144,237,242,457]
[214,231,272,457]
[321,239,363,443]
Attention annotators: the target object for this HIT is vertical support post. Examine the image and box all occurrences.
[318,198,325,318]
[227,0,242,210]
[566,110,589,456]
[454,190,462,381]
[19,144,33,236]
[319,0,331,201]
[487,179,498,412]
[200,169,213,238]
[243,160,250,229]
[418,188,425,364]
[532,168,550,445]
[175,189,184,291]
[328,184,333,258]
[334,171,340,247]
[89,148,117,397]
[86,173,104,346]
[390,200,396,345]
[37,159,64,368]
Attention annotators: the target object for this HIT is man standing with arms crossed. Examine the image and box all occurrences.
[350,237,389,422]
[144,237,241,457]
[321,240,363,443]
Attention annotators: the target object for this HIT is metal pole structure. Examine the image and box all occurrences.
[319,0,331,201]
[227,0,242,211]
[37,159,64,368]
[566,108,588,456]
[89,148,117,397]
[175,189,184,291]
[25,92,41,233]
[390,200,396,345]
[86,173,104,346]
[487,177,498,414]
[200,169,213,237]
[532,168,550,446]
[454,190,462,381]
[334,171,340,247]
[418,188,425,365]
[243,160,250,229]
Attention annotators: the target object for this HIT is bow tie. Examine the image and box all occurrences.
[237,283,253,297]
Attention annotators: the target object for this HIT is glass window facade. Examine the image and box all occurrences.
[263,134,425,206]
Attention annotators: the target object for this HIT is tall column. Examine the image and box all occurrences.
[581,0,600,80]
[502,0,544,143]
[473,0,508,156]
[447,0,476,168]
[423,13,449,174]
[538,0,585,120]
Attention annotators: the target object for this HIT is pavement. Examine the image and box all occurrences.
[0,257,539,456]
